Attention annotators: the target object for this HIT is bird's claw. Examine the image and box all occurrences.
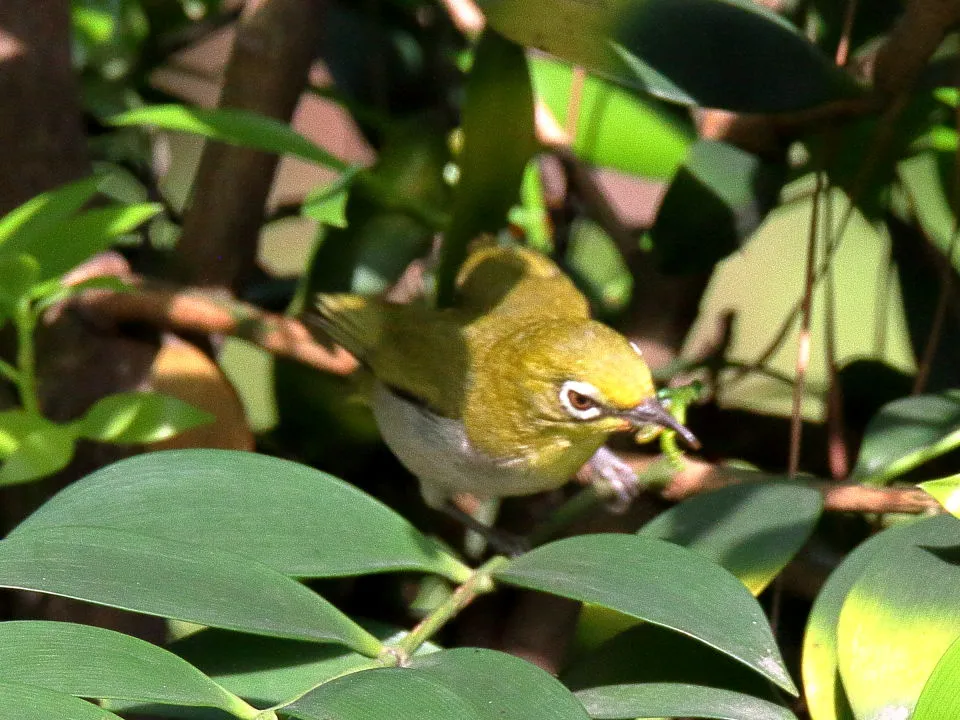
[588,446,641,514]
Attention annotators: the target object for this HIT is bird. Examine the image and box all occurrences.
[307,244,698,515]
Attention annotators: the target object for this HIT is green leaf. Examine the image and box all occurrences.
[0,681,123,720]
[639,480,823,595]
[913,635,960,720]
[302,167,362,229]
[565,219,633,315]
[575,683,797,720]
[494,533,796,694]
[0,525,382,656]
[480,0,856,111]
[563,623,781,700]
[436,29,537,306]
[852,390,960,485]
[31,275,131,313]
[898,152,958,272]
[76,392,214,444]
[0,411,76,486]
[529,56,694,179]
[33,203,162,281]
[0,176,100,248]
[284,667,483,720]
[0,621,253,717]
[108,105,349,172]
[649,139,785,273]
[286,648,590,720]
[0,254,40,317]
[920,474,960,517]
[170,622,439,707]
[837,516,960,720]
[14,449,470,582]
[798,519,955,720]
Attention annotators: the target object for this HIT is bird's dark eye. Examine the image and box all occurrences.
[567,389,595,411]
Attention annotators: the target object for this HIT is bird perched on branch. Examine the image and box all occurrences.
[307,245,697,514]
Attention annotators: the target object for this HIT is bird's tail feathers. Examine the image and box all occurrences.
[308,294,386,361]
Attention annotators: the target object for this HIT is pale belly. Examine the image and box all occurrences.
[370,381,564,508]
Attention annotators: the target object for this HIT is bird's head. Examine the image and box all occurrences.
[466,320,697,464]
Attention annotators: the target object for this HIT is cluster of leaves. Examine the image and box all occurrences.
[0,178,211,485]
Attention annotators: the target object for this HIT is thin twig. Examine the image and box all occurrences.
[788,173,824,478]
[565,66,587,141]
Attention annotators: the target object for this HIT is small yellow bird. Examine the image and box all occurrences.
[309,245,697,512]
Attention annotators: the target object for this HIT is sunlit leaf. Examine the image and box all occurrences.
[0,176,100,249]
[108,105,349,171]
[0,411,75,486]
[913,635,960,720]
[75,392,214,444]
[640,479,823,594]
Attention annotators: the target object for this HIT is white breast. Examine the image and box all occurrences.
[371,381,548,508]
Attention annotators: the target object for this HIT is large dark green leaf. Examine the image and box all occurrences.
[639,480,823,594]
[75,392,213,444]
[171,623,439,707]
[801,515,960,720]
[494,534,796,694]
[108,105,349,172]
[852,390,960,484]
[0,621,253,716]
[837,517,960,720]
[529,56,693,179]
[649,140,785,274]
[575,683,797,720]
[435,30,537,306]
[480,0,855,111]
[0,526,381,655]
[0,681,123,720]
[13,449,469,582]
[285,648,589,720]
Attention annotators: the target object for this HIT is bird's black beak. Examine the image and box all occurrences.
[625,397,700,449]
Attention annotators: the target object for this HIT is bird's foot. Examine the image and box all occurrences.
[439,503,530,557]
[587,446,640,514]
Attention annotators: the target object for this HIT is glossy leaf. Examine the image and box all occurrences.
[0,621,253,716]
[852,390,960,484]
[913,635,960,720]
[649,139,785,273]
[108,104,349,171]
[287,648,590,720]
[0,525,382,656]
[75,392,214,444]
[837,517,960,720]
[529,55,693,179]
[0,411,76,486]
[35,203,162,281]
[0,176,100,249]
[436,29,537,306]
[0,681,123,720]
[920,474,960,517]
[14,449,469,582]
[563,623,780,700]
[639,480,823,594]
[480,0,855,111]
[494,533,796,694]
[575,683,797,720]
[170,622,439,706]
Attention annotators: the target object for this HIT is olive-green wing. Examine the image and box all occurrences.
[455,245,590,322]
[309,294,468,418]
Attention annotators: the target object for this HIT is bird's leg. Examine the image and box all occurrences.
[437,503,530,557]
[586,445,641,513]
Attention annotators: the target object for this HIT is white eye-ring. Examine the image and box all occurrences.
[559,381,604,420]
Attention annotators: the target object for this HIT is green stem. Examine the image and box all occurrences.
[0,357,20,386]
[14,302,39,416]
[387,556,508,663]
